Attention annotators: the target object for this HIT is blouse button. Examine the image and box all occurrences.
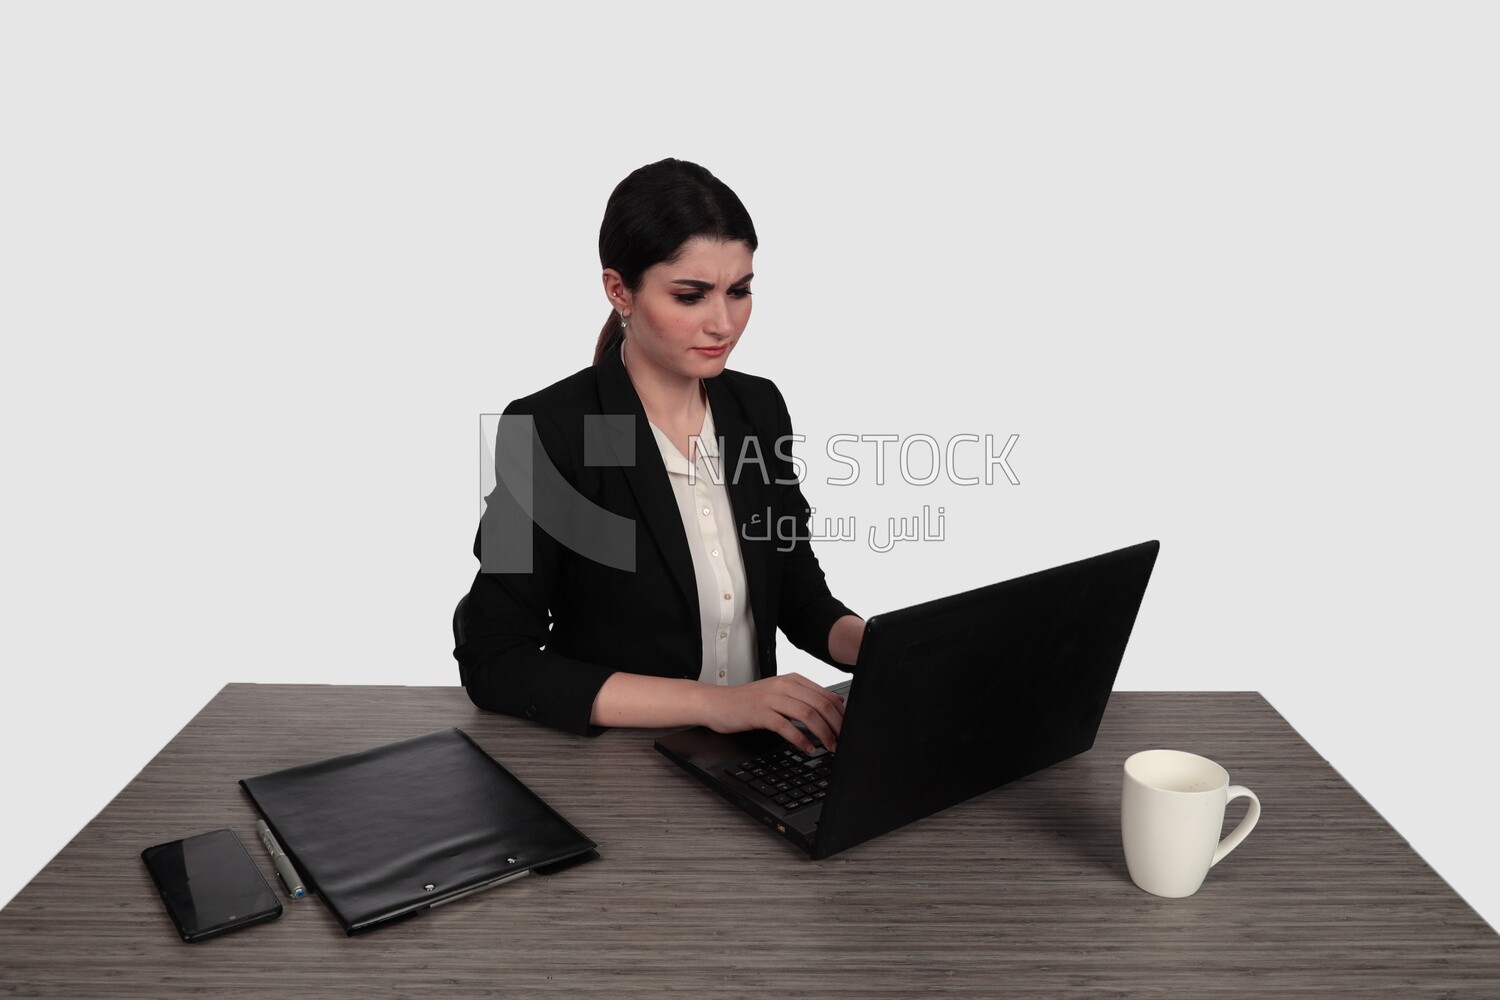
[702,507,711,516]
[723,593,732,601]
[711,548,720,557]
[719,631,728,639]
[718,669,726,679]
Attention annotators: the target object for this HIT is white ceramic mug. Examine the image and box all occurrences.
[1121,749,1261,898]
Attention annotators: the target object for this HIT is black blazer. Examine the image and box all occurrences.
[454,342,857,736]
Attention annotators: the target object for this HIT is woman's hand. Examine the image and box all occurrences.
[700,673,846,753]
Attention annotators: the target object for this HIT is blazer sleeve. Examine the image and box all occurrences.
[454,400,618,736]
[769,384,859,667]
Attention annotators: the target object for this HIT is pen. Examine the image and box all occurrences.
[256,820,307,899]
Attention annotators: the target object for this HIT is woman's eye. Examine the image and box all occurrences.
[673,288,751,305]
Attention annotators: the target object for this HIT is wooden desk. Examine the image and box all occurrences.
[2,686,1497,998]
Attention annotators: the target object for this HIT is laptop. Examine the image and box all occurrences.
[654,539,1160,859]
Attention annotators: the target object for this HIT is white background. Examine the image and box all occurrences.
[2,2,1496,929]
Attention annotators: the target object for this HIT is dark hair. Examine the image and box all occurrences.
[594,158,759,365]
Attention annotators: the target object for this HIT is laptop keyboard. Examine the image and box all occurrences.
[725,745,837,813]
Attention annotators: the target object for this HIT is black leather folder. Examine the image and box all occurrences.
[240,727,597,934]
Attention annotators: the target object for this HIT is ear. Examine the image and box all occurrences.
[602,269,632,313]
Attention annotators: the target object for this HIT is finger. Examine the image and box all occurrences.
[762,712,817,754]
[781,680,845,728]
[778,695,840,750]
[781,674,847,715]
[786,685,844,733]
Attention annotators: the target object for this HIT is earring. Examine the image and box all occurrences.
[618,311,630,333]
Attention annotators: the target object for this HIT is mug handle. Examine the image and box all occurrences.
[1210,785,1261,867]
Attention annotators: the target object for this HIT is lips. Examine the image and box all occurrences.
[692,345,728,357]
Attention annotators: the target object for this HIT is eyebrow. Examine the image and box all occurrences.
[671,272,754,290]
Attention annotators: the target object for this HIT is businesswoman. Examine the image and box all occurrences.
[454,158,864,753]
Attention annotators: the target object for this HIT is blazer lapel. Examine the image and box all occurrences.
[703,374,774,670]
[594,345,698,619]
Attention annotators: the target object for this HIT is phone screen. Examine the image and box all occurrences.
[142,828,282,942]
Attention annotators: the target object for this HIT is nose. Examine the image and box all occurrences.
[704,294,733,338]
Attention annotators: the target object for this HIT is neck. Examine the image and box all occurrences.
[621,339,704,424]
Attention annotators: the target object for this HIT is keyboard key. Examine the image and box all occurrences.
[728,750,838,811]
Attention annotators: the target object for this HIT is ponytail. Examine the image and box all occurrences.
[593,312,623,365]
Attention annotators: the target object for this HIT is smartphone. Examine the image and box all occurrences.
[141,828,283,942]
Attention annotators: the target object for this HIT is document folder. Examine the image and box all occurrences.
[240,727,597,934]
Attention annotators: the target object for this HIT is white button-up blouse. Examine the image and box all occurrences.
[646,401,760,687]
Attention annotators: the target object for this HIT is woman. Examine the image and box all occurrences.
[454,158,864,754]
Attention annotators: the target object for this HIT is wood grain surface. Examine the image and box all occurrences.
[1,686,1497,998]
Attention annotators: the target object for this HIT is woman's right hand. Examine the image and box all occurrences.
[700,674,846,753]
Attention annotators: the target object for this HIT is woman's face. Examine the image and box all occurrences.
[608,236,754,382]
